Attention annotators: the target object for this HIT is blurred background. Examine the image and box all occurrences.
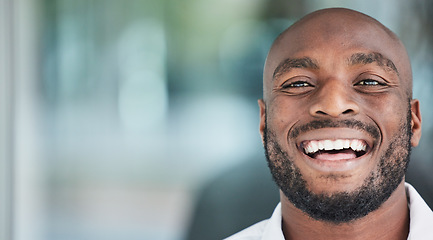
[1,0,432,239]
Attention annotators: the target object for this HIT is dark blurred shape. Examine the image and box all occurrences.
[258,0,307,19]
[186,155,279,240]
[415,0,433,43]
[406,159,433,208]
[186,155,433,240]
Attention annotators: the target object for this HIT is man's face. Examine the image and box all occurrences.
[259,10,422,223]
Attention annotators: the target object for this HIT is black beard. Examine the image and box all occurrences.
[264,111,412,224]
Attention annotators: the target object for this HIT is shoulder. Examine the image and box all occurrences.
[223,219,269,240]
[224,203,284,240]
[405,183,433,239]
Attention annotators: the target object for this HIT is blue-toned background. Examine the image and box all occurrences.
[1,0,432,239]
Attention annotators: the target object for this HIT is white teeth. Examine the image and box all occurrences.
[305,145,311,153]
[349,141,357,151]
[303,139,367,154]
[344,139,350,149]
[323,140,333,150]
[318,141,325,151]
[334,139,344,150]
[310,141,318,152]
[350,140,367,151]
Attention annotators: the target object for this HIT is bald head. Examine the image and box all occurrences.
[257,8,423,229]
[263,8,412,101]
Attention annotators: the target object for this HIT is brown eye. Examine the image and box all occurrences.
[354,77,391,94]
[279,80,314,95]
[283,81,313,88]
[356,79,386,86]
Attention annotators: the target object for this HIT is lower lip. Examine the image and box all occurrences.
[300,150,371,172]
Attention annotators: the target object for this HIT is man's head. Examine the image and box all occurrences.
[259,8,422,223]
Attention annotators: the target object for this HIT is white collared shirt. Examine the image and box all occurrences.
[224,183,433,240]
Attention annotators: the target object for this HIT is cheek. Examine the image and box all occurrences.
[361,94,408,139]
[267,97,305,130]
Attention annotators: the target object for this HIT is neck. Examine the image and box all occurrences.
[280,181,409,240]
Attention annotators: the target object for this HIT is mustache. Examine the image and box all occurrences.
[289,119,380,140]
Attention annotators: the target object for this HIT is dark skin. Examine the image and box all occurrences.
[259,9,422,240]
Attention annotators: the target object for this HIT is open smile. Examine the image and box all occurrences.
[301,139,370,161]
[295,128,377,171]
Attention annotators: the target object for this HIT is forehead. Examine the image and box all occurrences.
[263,11,411,88]
[268,23,396,73]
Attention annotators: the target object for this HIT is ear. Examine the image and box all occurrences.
[258,99,266,144]
[410,99,422,147]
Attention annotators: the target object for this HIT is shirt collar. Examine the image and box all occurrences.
[261,202,285,240]
[405,182,433,239]
[261,183,433,240]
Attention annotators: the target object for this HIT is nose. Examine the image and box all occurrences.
[309,80,360,118]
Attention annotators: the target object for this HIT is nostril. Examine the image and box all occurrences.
[314,108,356,117]
[342,109,355,114]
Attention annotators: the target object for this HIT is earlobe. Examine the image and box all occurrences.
[258,99,266,144]
[410,99,422,147]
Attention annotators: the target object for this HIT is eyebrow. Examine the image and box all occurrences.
[348,52,399,75]
[273,57,319,79]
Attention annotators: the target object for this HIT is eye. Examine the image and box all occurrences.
[354,76,391,94]
[279,80,315,95]
[356,79,386,86]
[282,81,313,88]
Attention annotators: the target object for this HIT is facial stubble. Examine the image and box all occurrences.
[264,109,412,224]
